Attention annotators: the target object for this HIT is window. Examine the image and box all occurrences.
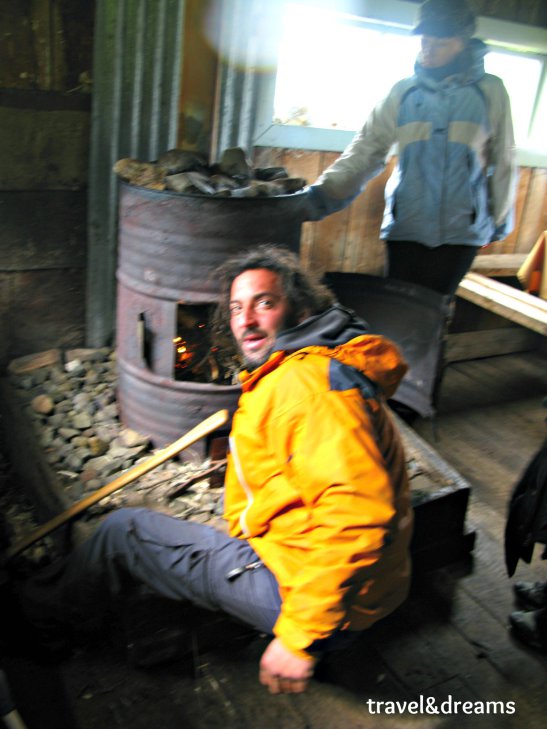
[272,4,419,131]
[484,51,544,154]
[252,0,547,166]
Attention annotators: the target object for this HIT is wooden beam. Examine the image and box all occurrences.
[445,328,541,362]
[470,253,526,277]
[456,272,547,335]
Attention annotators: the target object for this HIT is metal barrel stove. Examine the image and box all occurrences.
[116,181,307,451]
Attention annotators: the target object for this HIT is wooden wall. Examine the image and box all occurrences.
[0,0,94,369]
[253,148,547,277]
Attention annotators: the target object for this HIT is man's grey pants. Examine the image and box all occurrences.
[25,507,282,636]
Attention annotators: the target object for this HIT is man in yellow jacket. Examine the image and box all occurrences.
[17,245,413,694]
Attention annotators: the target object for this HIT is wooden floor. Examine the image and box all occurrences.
[2,351,547,729]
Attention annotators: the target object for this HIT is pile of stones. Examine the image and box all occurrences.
[113,146,307,198]
[5,348,226,549]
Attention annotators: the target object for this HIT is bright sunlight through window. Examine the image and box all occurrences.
[271,3,545,152]
[484,53,543,146]
[273,4,420,131]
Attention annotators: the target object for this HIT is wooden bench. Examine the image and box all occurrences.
[470,253,526,277]
[456,271,547,336]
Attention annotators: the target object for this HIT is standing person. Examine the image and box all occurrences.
[11,245,413,694]
[305,0,516,296]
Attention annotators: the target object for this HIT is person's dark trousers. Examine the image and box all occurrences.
[20,508,282,638]
[386,240,478,296]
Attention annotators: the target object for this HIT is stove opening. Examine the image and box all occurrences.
[173,303,239,384]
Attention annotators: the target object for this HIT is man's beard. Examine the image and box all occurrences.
[238,309,300,372]
[242,350,272,372]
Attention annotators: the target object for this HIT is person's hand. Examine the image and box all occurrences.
[259,637,317,694]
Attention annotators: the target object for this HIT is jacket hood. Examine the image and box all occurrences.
[275,303,370,350]
[415,37,487,87]
[240,304,408,398]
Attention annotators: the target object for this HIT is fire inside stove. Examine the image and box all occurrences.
[173,303,238,384]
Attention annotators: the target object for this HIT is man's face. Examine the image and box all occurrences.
[229,268,293,369]
[420,35,464,68]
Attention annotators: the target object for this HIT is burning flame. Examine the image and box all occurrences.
[173,336,195,368]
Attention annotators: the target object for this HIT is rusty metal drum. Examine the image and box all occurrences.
[116,182,307,449]
[116,182,308,301]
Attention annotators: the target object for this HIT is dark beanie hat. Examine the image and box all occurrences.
[413,0,476,38]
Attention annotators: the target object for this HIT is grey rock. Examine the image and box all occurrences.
[116,428,150,448]
[254,166,289,181]
[59,427,80,439]
[218,147,252,179]
[85,455,111,473]
[84,479,102,492]
[64,453,85,471]
[165,172,198,194]
[88,436,109,457]
[157,149,208,175]
[73,412,92,430]
[65,359,84,374]
[18,376,35,390]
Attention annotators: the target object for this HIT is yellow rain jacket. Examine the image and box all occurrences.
[223,304,413,659]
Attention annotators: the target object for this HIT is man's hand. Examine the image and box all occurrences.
[259,638,317,694]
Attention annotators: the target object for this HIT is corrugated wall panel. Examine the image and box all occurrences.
[87,0,185,347]
[213,0,279,159]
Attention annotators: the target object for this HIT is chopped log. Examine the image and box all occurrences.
[7,349,62,374]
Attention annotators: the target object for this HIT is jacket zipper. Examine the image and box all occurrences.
[229,434,253,536]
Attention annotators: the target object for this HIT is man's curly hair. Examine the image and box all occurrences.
[211,244,335,351]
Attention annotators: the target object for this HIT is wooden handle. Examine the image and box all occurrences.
[6,409,229,560]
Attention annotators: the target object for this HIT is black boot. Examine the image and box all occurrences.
[509,607,547,652]
[513,580,547,610]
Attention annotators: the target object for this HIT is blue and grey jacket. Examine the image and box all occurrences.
[306,39,516,248]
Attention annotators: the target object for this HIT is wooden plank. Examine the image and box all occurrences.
[0,106,90,189]
[516,168,547,254]
[344,158,396,275]
[471,253,527,276]
[460,273,547,318]
[456,273,547,335]
[445,328,540,362]
[2,268,85,365]
[31,0,66,90]
[0,190,87,270]
[306,151,351,274]
[253,148,325,271]
[281,149,324,271]
[415,354,547,514]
